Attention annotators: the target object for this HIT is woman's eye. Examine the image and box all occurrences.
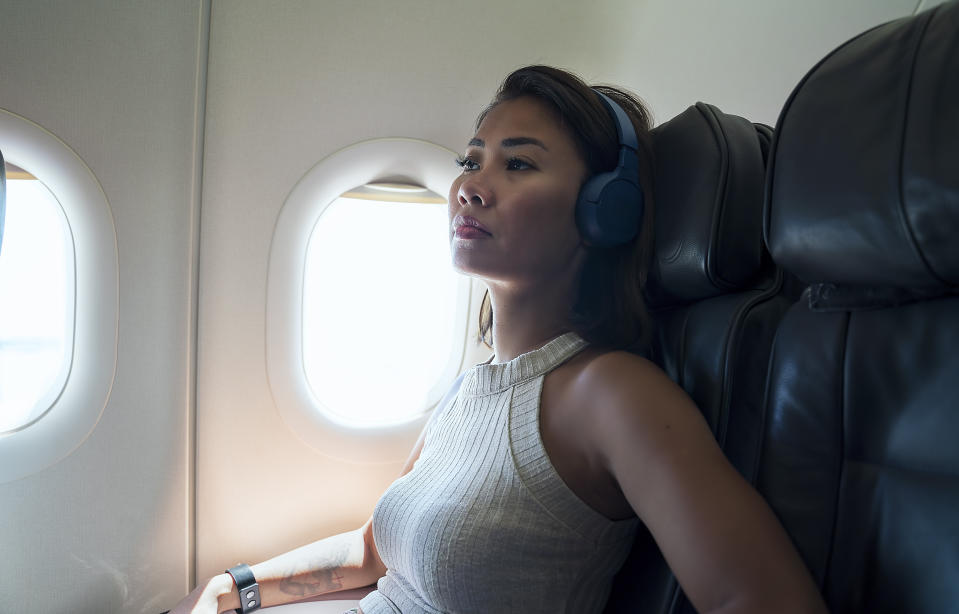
[455,156,480,172]
[506,158,533,171]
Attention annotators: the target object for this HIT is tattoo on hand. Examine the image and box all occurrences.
[279,546,351,596]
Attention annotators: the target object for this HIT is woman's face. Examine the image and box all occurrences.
[449,96,589,286]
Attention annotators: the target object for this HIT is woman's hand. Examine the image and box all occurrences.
[168,573,237,614]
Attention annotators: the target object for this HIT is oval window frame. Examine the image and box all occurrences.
[0,109,118,483]
[267,138,466,463]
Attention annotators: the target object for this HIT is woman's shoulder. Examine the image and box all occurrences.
[558,346,702,438]
[567,347,679,400]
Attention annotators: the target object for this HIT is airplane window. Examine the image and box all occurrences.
[267,137,467,461]
[0,162,75,433]
[0,108,116,484]
[303,184,465,427]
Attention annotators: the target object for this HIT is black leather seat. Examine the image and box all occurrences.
[646,104,801,483]
[605,102,798,613]
[757,3,959,612]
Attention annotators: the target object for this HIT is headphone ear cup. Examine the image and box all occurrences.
[576,172,644,247]
[579,90,646,248]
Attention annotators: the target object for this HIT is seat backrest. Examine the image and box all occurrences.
[605,102,797,613]
[646,103,801,482]
[758,3,959,612]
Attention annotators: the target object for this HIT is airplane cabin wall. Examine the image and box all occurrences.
[0,2,208,612]
[0,1,940,612]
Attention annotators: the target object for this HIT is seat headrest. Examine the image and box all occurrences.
[765,2,959,291]
[646,103,771,307]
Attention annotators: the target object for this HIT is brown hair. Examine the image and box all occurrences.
[475,65,655,351]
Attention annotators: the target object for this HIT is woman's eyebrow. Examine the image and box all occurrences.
[466,137,548,150]
[502,137,548,150]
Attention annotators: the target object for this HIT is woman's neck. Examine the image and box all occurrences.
[487,279,577,363]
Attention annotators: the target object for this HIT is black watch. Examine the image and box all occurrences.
[225,563,261,613]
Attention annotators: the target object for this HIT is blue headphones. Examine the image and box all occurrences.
[575,90,645,247]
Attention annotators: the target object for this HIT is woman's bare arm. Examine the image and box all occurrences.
[233,422,434,610]
[583,352,827,614]
[171,418,432,613]
[210,520,383,611]
[170,520,380,613]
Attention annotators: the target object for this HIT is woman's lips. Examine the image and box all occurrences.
[454,225,491,239]
[452,215,492,238]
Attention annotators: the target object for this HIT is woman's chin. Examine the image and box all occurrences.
[451,260,509,283]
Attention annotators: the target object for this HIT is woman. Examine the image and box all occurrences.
[172,66,827,614]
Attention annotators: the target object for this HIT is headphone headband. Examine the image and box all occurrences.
[574,89,645,247]
[593,91,639,153]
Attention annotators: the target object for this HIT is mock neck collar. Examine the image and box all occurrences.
[463,332,587,397]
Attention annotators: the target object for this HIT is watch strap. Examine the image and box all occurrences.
[225,563,261,613]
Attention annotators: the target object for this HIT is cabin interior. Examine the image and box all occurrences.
[0,1,956,613]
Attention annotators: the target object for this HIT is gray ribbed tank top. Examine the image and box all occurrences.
[359,332,638,614]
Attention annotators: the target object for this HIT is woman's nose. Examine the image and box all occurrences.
[457,176,491,208]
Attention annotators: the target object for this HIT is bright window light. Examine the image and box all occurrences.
[303,193,461,427]
[0,171,75,433]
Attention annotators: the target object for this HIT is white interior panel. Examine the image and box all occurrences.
[0,2,208,612]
